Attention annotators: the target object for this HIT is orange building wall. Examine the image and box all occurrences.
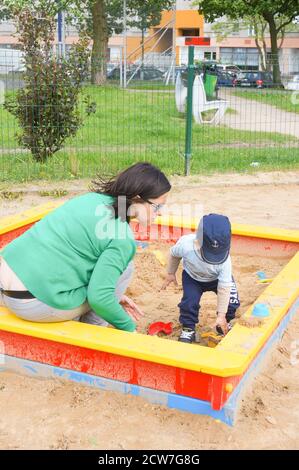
[108,35,145,61]
[153,33,171,53]
[108,9,205,62]
[158,10,204,34]
[126,35,164,61]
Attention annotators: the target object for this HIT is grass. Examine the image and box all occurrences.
[202,106,238,121]
[38,189,69,197]
[0,84,298,182]
[233,88,299,114]
[128,81,175,91]
[225,107,238,115]
[1,147,298,183]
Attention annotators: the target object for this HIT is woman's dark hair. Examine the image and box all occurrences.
[91,162,171,222]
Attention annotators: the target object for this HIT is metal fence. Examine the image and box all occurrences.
[0,49,298,182]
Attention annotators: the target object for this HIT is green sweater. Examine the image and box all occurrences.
[3,193,137,331]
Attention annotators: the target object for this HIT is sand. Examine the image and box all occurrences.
[129,244,291,343]
[0,170,298,449]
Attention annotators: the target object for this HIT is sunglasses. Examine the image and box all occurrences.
[143,199,165,213]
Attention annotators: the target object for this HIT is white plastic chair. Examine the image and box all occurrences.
[175,71,187,113]
[192,75,228,125]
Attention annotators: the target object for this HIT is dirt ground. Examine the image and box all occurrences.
[0,170,299,450]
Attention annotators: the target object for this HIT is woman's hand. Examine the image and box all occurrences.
[120,295,144,322]
[160,273,178,290]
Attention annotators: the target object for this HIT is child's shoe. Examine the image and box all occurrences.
[178,327,196,343]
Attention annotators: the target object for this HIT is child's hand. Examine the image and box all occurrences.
[215,314,229,335]
[160,273,178,290]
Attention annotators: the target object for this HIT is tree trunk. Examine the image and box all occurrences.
[264,13,282,87]
[254,37,267,71]
[252,18,268,73]
[91,0,108,85]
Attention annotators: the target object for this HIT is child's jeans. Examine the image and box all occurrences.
[178,270,240,330]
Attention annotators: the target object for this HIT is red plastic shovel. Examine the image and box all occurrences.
[147,321,173,336]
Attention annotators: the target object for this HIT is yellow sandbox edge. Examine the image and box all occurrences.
[1,203,299,243]
[0,202,298,377]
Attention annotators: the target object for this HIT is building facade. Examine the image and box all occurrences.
[0,1,298,76]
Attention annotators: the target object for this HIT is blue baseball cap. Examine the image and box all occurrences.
[196,214,231,264]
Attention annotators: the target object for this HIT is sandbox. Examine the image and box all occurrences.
[0,202,298,425]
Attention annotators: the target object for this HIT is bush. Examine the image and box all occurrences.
[4,6,93,162]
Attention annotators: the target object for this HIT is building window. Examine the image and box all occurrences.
[0,44,21,50]
[220,47,259,69]
[179,28,200,37]
[248,25,255,36]
[204,51,217,60]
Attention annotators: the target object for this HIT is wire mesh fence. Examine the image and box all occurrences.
[0,50,298,183]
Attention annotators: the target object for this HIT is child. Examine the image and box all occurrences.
[162,213,240,343]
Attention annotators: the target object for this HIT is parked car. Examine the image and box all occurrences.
[215,71,236,87]
[233,70,274,88]
[107,65,165,81]
[106,62,117,75]
[179,64,235,91]
[215,64,241,75]
[285,74,299,91]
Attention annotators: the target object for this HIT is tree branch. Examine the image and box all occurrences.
[276,14,298,33]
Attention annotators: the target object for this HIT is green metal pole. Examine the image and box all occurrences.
[184,45,194,176]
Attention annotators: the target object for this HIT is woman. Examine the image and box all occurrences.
[0,162,171,332]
